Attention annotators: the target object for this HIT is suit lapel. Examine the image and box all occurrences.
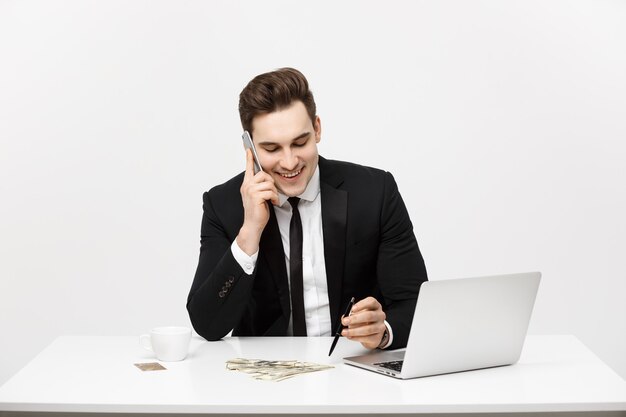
[319,158,348,332]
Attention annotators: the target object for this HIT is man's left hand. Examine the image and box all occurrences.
[341,297,387,349]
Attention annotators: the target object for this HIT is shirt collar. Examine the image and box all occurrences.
[278,165,321,207]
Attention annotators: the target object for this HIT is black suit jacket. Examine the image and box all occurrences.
[187,157,427,349]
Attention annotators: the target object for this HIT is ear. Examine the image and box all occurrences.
[314,116,322,143]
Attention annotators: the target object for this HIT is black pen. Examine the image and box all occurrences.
[328,297,355,356]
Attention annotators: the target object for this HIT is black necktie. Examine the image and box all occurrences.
[288,197,307,336]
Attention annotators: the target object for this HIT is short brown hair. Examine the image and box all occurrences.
[238,67,317,133]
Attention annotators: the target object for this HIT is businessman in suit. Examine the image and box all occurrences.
[187,68,427,350]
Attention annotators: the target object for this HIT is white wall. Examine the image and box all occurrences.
[1,0,625,385]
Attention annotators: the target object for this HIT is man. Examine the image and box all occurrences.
[187,68,427,350]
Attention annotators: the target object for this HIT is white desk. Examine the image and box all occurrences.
[0,335,624,416]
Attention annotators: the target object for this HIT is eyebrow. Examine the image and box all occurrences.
[257,131,310,146]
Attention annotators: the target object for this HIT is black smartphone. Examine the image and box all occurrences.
[241,131,263,174]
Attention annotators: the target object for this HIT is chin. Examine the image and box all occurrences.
[282,188,305,198]
[279,184,306,198]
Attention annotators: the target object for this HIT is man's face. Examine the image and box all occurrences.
[251,101,321,197]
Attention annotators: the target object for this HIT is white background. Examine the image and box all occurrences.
[1,0,625,386]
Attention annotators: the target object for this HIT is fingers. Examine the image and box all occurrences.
[351,297,382,314]
[341,297,387,349]
[342,321,387,350]
[342,297,385,327]
[242,173,278,205]
[244,148,254,180]
[242,149,277,200]
[239,149,279,238]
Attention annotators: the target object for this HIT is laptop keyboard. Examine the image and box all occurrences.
[374,360,403,372]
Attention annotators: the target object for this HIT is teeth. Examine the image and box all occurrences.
[280,170,301,178]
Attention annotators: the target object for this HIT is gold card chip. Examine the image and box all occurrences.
[134,362,167,371]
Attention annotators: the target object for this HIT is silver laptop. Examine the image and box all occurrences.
[344,272,541,379]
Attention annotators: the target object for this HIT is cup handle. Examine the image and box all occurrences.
[139,334,153,352]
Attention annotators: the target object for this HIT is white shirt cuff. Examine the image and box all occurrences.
[230,240,258,275]
[380,320,394,349]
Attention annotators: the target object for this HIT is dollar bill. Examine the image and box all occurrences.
[226,358,334,382]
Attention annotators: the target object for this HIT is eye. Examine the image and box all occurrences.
[262,146,278,153]
[293,138,308,147]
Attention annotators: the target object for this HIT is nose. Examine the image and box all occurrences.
[281,150,298,171]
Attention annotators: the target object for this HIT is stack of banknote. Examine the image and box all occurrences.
[226,358,334,381]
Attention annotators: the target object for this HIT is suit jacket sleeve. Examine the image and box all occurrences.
[377,171,427,349]
[186,187,256,341]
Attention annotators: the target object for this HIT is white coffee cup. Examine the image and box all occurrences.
[139,326,191,362]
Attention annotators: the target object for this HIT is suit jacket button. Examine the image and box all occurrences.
[228,276,235,283]
[225,281,232,288]
[219,291,225,298]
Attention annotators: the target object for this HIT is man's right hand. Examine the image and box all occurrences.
[236,149,279,256]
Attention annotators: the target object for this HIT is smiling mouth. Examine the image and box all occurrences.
[278,169,302,179]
